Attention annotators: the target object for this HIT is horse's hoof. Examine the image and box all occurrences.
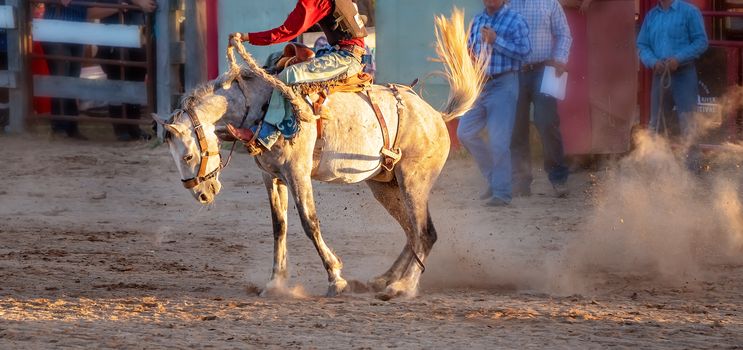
[368,276,389,293]
[375,281,414,301]
[326,278,348,297]
[260,279,287,297]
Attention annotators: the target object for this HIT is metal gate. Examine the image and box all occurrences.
[2,0,207,134]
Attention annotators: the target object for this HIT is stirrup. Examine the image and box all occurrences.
[245,142,263,156]
[380,148,402,172]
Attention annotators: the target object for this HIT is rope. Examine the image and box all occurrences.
[656,63,672,137]
[227,35,316,123]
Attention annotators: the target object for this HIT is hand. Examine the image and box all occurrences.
[61,0,72,6]
[653,60,666,73]
[228,32,244,48]
[480,27,496,45]
[550,61,567,76]
[666,58,679,72]
[131,0,157,13]
[579,0,593,13]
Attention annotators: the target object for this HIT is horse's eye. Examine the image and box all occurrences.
[183,155,194,162]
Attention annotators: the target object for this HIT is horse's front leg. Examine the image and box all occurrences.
[286,173,347,296]
[261,173,289,295]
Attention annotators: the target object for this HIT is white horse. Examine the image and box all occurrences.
[155,9,486,299]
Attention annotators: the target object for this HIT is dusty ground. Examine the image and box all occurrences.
[1,134,742,349]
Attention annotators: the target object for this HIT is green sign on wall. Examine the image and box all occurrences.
[375,0,481,109]
[217,0,296,72]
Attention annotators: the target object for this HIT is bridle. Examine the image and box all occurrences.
[177,107,224,190]
[174,72,255,190]
[167,40,268,191]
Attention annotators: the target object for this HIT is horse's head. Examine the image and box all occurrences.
[155,93,229,205]
[154,67,273,205]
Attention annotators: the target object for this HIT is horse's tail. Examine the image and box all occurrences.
[433,8,488,122]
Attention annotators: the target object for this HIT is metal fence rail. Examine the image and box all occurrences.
[3,0,207,133]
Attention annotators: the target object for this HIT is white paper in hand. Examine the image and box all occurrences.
[539,66,568,100]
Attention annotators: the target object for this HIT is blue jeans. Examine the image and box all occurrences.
[511,66,569,189]
[457,72,518,202]
[650,64,701,170]
[649,64,698,135]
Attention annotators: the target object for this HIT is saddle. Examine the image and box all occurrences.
[274,42,373,101]
[231,43,402,181]
[275,43,316,71]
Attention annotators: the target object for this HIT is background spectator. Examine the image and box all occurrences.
[42,0,87,140]
[637,0,708,136]
[509,0,572,198]
[457,0,530,207]
[94,0,156,141]
[0,25,7,132]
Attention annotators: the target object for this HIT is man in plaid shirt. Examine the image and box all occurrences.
[457,0,530,207]
[509,0,572,198]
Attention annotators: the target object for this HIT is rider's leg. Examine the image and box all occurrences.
[237,52,363,149]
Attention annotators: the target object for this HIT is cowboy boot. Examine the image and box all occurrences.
[226,123,255,142]
[226,124,265,156]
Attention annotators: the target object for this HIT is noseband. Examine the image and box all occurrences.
[179,107,223,189]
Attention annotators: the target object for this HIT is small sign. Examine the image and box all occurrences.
[540,66,568,100]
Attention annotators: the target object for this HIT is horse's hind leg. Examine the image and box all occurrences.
[261,173,289,295]
[286,174,347,296]
[366,179,415,292]
[380,160,443,299]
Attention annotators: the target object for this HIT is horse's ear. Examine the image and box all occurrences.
[151,113,167,125]
[163,123,183,136]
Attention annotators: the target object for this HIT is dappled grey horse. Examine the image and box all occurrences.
[154,10,486,299]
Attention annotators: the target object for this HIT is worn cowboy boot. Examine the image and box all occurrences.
[226,124,264,156]
[226,124,254,142]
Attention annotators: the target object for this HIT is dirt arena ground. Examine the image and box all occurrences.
[1,134,742,349]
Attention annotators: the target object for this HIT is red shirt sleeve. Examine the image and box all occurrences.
[247,0,332,46]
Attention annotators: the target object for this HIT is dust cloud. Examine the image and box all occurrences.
[557,130,743,293]
[424,111,743,296]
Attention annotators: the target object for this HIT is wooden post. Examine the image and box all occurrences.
[6,0,29,133]
[155,0,181,137]
[184,0,207,90]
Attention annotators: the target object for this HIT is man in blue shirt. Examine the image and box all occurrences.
[457,0,530,206]
[637,0,708,137]
[510,0,572,198]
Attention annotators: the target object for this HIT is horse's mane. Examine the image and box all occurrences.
[173,66,254,122]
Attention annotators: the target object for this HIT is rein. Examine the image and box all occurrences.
[221,105,250,169]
